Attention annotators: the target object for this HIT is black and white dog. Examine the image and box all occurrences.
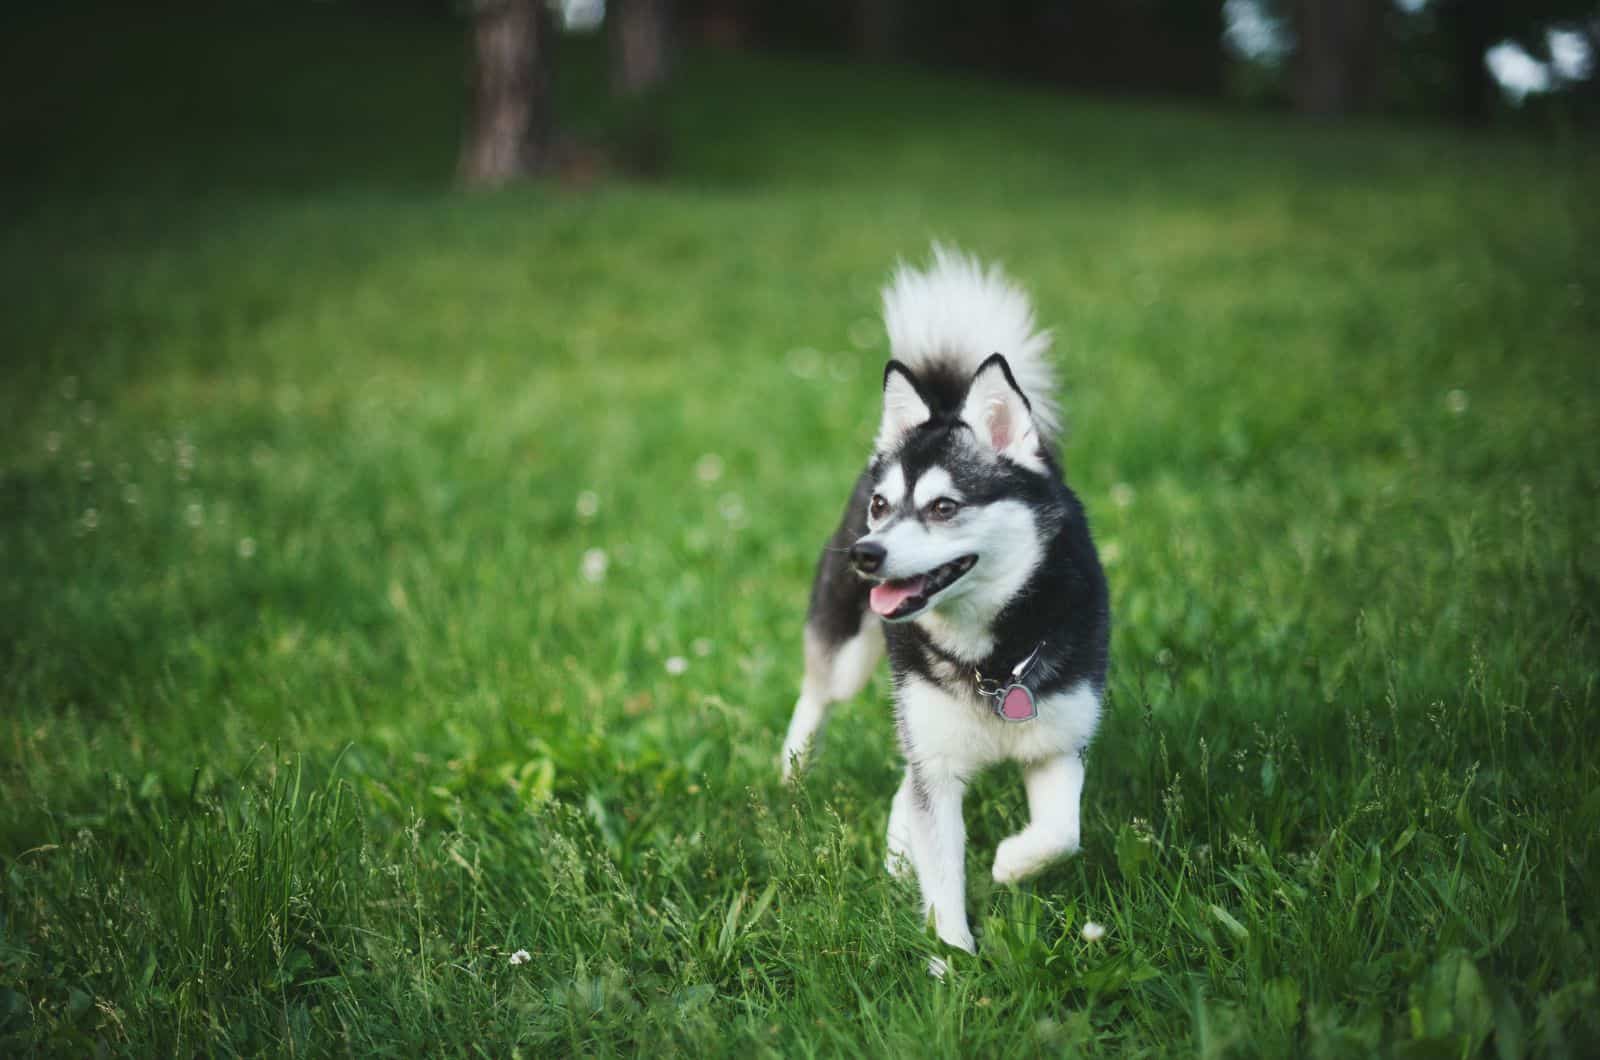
[780,247,1110,961]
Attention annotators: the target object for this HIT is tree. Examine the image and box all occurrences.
[611,0,674,175]
[613,0,673,94]
[458,0,556,187]
[1291,0,1383,114]
[854,0,908,59]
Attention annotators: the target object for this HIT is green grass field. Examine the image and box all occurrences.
[3,7,1598,1055]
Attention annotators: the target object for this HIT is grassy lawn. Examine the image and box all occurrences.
[3,6,1598,1055]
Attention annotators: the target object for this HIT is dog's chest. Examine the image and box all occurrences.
[896,670,1100,770]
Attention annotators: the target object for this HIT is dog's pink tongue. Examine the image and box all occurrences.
[869,578,924,616]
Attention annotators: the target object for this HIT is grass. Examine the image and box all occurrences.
[2,5,1598,1055]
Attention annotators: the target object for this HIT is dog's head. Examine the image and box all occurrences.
[851,354,1054,624]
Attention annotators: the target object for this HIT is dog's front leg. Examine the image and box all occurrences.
[780,620,883,780]
[910,764,975,956]
[885,771,918,879]
[992,752,1084,884]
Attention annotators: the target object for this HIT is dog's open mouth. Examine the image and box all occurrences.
[868,555,978,621]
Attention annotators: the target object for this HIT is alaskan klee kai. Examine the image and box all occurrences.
[780,247,1110,965]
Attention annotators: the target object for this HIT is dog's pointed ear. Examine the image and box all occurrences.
[876,360,931,452]
[960,354,1042,466]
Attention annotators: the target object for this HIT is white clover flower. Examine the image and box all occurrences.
[1080,921,1106,943]
[1445,388,1469,414]
[785,347,823,380]
[664,656,689,676]
[508,949,530,966]
[848,317,880,351]
[694,453,724,484]
[1110,483,1134,509]
[580,548,608,583]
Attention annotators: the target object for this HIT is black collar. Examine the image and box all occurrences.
[920,638,1046,722]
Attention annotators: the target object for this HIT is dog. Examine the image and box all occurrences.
[780,247,1110,962]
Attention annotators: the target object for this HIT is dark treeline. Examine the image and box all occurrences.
[675,0,1596,120]
[454,0,1595,186]
[385,0,1598,125]
[686,0,1227,97]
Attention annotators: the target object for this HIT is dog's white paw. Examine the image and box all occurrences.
[991,831,1078,884]
[925,930,976,979]
[990,835,1041,884]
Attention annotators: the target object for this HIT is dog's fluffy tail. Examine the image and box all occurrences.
[881,244,1059,440]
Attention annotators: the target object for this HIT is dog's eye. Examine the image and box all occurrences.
[869,494,889,521]
[928,498,961,521]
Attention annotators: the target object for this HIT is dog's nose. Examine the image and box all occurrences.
[850,540,886,575]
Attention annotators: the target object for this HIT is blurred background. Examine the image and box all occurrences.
[5,0,1598,201]
[452,0,1599,186]
[439,0,1600,184]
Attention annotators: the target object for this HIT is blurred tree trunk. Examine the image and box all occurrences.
[854,0,907,59]
[612,0,673,175]
[459,0,555,187]
[614,0,672,95]
[1292,0,1382,114]
[1436,0,1501,125]
[1038,0,1224,97]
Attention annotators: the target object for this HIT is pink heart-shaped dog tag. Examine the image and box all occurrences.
[1000,684,1037,721]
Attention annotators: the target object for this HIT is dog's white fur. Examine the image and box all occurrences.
[882,245,1059,440]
